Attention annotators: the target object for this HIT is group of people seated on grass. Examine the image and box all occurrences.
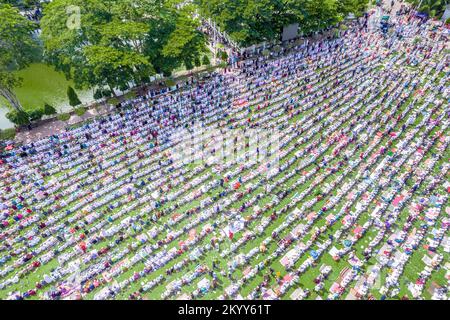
[0,10,449,300]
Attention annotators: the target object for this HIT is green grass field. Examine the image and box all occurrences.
[13,63,92,112]
[0,63,92,113]
[0,63,93,129]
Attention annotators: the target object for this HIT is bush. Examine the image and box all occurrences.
[184,59,194,71]
[43,103,57,116]
[108,97,119,106]
[93,89,104,100]
[219,50,228,61]
[102,89,112,98]
[0,128,16,141]
[194,56,201,68]
[57,113,71,121]
[165,79,176,87]
[202,55,210,66]
[273,45,282,53]
[162,70,172,77]
[139,75,151,85]
[446,18,450,25]
[119,83,129,92]
[67,86,82,107]
[27,108,45,121]
[6,110,30,126]
[74,106,87,117]
[124,91,136,100]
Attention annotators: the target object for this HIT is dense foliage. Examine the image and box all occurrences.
[67,86,82,107]
[40,0,207,94]
[0,3,39,111]
[406,0,449,18]
[195,0,370,46]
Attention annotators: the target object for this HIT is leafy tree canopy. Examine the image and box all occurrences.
[406,0,449,18]
[162,4,208,71]
[0,3,38,111]
[195,0,370,46]
[40,0,208,92]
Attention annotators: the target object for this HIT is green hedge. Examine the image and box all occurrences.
[43,103,57,116]
[57,113,71,121]
[165,79,176,87]
[108,97,120,106]
[202,55,210,66]
[74,106,87,117]
[124,91,136,100]
[27,108,44,121]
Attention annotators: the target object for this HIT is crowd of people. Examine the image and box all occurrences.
[0,8,449,300]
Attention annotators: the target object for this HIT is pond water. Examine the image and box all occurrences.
[0,107,14,130]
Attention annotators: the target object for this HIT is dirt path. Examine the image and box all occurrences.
[14,104,116,144]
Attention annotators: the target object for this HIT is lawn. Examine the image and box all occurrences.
[1,63,93,114]
[0,58,219,130]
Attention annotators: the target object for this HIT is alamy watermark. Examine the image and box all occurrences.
[162,124,282,172]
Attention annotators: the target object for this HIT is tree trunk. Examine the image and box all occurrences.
[108,84,117,98]
[0,86,24,112]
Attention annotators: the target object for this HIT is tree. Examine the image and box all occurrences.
[195,0,363,45]
[83,45,153,96]
[202,54,210,66]
[194,56,201,69]
[337,0,370,18]
[143,2,180,77]
[406,0,449,18]
[43,103,57,116]
[1,0,41,10]
[162,4,208,72]
[41,0,206,91]
[0,4,38,112]
[6,109,30,126]
[220,51,228,61]
[41,0,154,94]
[195,0,285,46]
[300,0,342,35]
[67,86,82,107]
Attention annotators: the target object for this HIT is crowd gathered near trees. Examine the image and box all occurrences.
[1,0,449,128]
[0,0,389,127]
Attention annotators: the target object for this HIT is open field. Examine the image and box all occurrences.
[0,14,449,301]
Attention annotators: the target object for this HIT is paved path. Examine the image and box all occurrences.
[15,103,115,144]
[13,64,236,145]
